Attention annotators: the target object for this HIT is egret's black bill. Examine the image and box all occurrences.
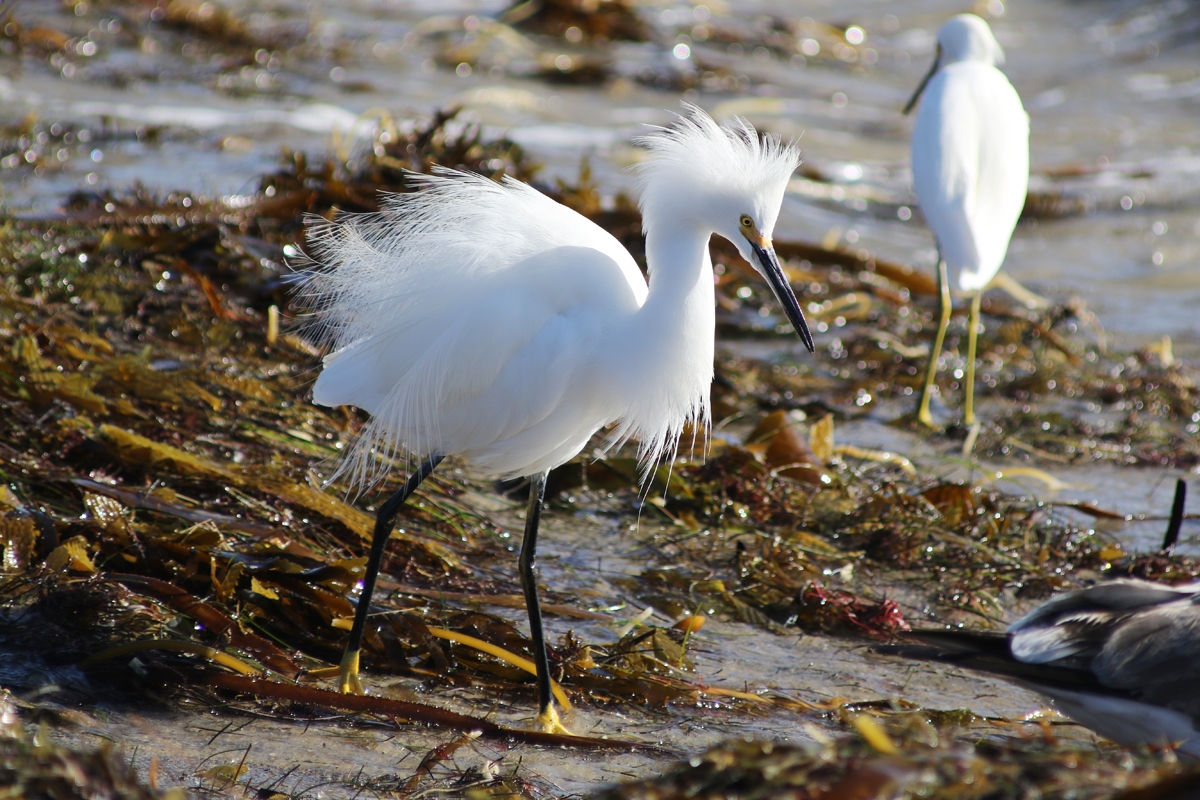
[903,50,941,115]
[752,241,815,353]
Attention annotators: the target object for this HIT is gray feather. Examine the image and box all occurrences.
[880,578,1200,753]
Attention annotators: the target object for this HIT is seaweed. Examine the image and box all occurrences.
[0,691,183,800]
[592,731,1200,800]
[502,0,650,43]
[1,106,1198,797]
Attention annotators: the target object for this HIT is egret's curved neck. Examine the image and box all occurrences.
[611,215,716,449]
[643,221,713,308]
[629,219,716,376]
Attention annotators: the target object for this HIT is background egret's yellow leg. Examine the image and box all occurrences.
[339,454,443,695]
[918,260,952,428]
[964,291,982,426]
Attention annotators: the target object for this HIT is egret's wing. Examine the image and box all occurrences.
[912,68,981,278]
[300,170,646,362]
[911,63,1028,290]
[311,242,640,487]
[969,67,1028,284]
[311,257,586,416]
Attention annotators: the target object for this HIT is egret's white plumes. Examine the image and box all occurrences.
[911,13,1028,292]
[302,173,645,486]
[634,108,798,257]
[301,106,806,489]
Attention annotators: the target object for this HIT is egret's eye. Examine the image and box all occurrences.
[739,215,754,229]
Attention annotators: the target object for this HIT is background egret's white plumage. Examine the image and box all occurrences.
[906,13,1029,427]
[300,106,813,730]
[879,578,1200,757]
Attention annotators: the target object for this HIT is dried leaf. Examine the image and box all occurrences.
[810,414,835,462]
[45,535,96,573]
[1,515,38,570]
[250,576,279,599]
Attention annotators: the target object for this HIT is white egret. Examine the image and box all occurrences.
[881,577,1200,758]
[300,106,814,732]
[905,14,1029,427]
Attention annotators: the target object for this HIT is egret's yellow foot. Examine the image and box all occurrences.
[534,704,574,736]
[339,648,365,695]
[917,373,942,428]
[917,393,937,428]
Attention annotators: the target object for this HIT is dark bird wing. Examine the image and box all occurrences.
[878,580,1200,747]
[876,629,1111,694]
[1093,597,1200,720]
[1009,579,1200,667]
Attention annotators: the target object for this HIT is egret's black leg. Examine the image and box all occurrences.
[519,471,566,730]
[340,453,443,694]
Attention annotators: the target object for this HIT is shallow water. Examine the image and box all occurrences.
[5,0,1199,348]
[835,411,1200,553]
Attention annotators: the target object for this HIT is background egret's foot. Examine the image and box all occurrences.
[915,388,953,431]
[961,420,982,458]
[989,272,1051,310]
[534,704,574,736]
[917,390,940,428]
[917,405,936,429]
[339,649,365,695]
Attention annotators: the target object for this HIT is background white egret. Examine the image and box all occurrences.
[300,106,814,732]
[906,13,1029,427]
